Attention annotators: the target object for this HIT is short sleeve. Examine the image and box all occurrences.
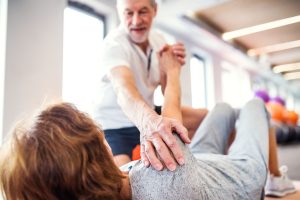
[100,39,131,81]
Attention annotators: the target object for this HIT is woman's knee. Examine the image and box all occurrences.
[214,103,236,121]
[246,98,265,110]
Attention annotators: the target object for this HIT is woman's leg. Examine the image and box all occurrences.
[268,127,281,176]
[189,103,236,155]
[227,125,280,177]
[228,99,269,169]
[265,126,296,197]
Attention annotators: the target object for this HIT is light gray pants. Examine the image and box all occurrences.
[189,98,269,171]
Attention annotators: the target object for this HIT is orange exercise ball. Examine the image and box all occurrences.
[283,110,299,126]
[132,144,141,161]
[266,102,285,123]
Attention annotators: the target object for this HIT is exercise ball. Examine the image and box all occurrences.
[254,90,270,103]
[275,126,285,144]
[283,110,299,126]
[266,102,285,123]
[132,144,141,161]
[270,96,286,106]
[287,125,296,143]
[295,126,300,141]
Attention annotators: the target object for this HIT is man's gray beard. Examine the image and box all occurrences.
[129,32,149,44]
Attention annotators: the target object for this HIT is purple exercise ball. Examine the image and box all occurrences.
[254,90,270,103]
[271,96,286,106]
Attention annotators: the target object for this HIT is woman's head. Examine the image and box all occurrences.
[0,103,125,200]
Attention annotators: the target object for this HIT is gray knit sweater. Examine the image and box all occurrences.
[127,137,265,200]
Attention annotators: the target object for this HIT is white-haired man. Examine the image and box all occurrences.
[93,0,207,170]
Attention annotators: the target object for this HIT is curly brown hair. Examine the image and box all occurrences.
[0,103,126,200]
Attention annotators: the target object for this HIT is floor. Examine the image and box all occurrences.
[277,143,300,180]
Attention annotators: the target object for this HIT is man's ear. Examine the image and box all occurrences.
[153,3,157,17]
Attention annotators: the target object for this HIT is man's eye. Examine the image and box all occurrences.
[125,12,133,17]
[139,10,148,15]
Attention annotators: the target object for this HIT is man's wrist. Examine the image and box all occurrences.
[137,110,162,136]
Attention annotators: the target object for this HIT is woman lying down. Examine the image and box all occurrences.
[0,100,269,200]
[0,50,269,200]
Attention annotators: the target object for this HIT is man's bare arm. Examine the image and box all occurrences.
[108,66,158,130]
[108,66,189,171]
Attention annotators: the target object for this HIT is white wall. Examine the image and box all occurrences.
[2,0,66,140]
[0,0,7,145]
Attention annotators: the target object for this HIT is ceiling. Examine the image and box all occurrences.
[192,0,300,88]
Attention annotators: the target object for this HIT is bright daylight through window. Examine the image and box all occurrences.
[63,6,104,114]
[190,56,206,108]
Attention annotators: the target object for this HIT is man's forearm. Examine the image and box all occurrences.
[109,67,161,132]
[119,82,160,131]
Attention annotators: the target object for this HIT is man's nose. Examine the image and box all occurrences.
[132,13,142,26]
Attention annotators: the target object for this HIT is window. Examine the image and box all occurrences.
[286,93,295,110]
[267,82,278,97]
[0,0,7,145]
[221,61,252,107]
[295,98,300,118]
[190,55,207,108]
[63,2,105,114]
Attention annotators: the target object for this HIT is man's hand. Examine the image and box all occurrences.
[159,42,186,66]
[139,115,190,171]
[172,42,186,66]
[158,45,181,74]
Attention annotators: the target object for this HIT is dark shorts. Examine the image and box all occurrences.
[104,127,140,157]
[104,106,161,157]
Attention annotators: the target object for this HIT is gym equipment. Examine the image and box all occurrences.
[276,126,289,144]
[283,110,299,126]
[254,90,270,103]
[270,96,286,106]
[295,126,300,141]
[276,125,298,144]
[132,144,141,161]
[266,102,285,123]
[287,126,297,142]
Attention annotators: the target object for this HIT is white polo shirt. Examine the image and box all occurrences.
[93,26,166,130]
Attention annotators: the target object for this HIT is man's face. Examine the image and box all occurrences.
[117,0,157,44]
